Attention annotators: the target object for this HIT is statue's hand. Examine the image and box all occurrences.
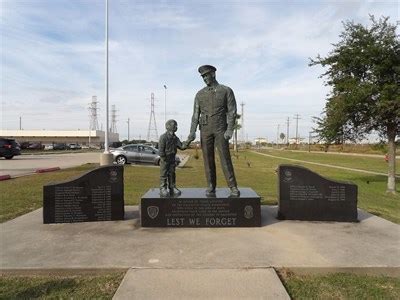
[224,130,233,140]
[187,132,196,142]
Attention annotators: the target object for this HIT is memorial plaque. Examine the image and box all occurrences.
[43,166,124,224]
[141,188,261,227]
[278,164,358,222]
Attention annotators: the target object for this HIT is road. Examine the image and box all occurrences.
[0,153,100,177]
[0,152,190,178]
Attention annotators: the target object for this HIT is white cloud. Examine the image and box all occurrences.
[1,0,397,141]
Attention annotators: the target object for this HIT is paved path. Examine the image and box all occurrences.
[2,206,399,297]
[0,153,189,178]
[2,206,399,271]
[281,149,399,159]
[0,153,100,177]
[113,268,290,299]
[252,151,400,178]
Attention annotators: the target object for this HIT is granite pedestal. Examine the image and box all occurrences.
[141,188,261,227]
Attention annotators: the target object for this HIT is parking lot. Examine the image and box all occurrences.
[0,152,100,177]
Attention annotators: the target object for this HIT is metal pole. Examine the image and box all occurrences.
[164,85,167,124]
[309,132,311,152]
[286,117,289,145]
[127,118,130,141]
[19,116,21,130]
[104,0,109,153]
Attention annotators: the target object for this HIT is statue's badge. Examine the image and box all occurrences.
[283,169,292,182]
[244,205,254,219]
[109,169,118,183]
[147,206,159,219]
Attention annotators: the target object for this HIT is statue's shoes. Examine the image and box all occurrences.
[170,187,181,196]
[230,186,240,197]
[159,188,170,197]
[206,186,216,197]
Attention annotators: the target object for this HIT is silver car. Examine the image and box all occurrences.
[110,144,180,166]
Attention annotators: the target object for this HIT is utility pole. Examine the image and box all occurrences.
[308,131,312,152]
[294,114,301,145]
[164,85,167,124]
[276,124,280,148]
[19,116,22,130]
[127,118,130,141]
[286,117,290,145]
[240,102,245,143]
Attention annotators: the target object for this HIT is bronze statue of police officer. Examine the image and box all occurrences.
[187,65,240,197]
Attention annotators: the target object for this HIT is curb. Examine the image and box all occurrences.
[0,175,11,181]
[35,167,61,173]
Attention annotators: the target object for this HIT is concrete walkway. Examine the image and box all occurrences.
[2,206,399,271]
[252,151,399,178]
[2,206,399,298]
[113,268,290,299]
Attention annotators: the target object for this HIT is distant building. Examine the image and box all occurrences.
[0,130,119,147]
[254,137,268,144]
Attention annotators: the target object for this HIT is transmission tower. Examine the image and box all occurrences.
[147,93,158,142]
[240,102,245,143]
[88,96,99,131]
[88,96,99,148]
[111,104,118,133]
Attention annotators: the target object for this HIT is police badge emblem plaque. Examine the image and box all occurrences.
[147,206,159,219]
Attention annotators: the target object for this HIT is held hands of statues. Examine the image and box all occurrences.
[187,132,196,142]
[224,130,233,140]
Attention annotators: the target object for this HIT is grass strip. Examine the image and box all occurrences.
[0,272,125,299]
[277,269,400,300]
[1,149,399,223]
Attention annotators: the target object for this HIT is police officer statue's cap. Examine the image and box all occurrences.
[198,65,217,76]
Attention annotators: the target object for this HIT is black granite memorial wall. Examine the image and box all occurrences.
[278,164,358,222]
[43,166,124,224]
[141,188,261,227]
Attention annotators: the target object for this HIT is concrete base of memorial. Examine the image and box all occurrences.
[1,206,399,276]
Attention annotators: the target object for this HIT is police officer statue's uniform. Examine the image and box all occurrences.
[187,65,240,197]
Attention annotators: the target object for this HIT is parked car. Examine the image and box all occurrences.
[27,142,44,150]
[53,143,68,150]
[19,141,31,149]
[0,138,21,159]
[68,143,82,150]
[44,144,54,150]
[110,144,180,166]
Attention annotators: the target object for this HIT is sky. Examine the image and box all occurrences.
[1,0,398,142]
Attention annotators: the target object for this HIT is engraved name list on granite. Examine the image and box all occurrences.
[278,164,358,222]
[43,165,124,224]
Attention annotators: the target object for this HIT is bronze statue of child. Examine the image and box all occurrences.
[159,119,188,197]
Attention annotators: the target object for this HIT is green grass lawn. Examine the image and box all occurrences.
[1,149,399,223]
[1,271,399,299]
[258,149,399,175]
[0,272,124,299]
[278,269,400,299]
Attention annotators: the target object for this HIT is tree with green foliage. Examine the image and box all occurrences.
[310,16,399,193]
[280,133,285,143]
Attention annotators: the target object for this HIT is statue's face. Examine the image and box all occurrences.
[167,121,177,132]
[202,72,216,86]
